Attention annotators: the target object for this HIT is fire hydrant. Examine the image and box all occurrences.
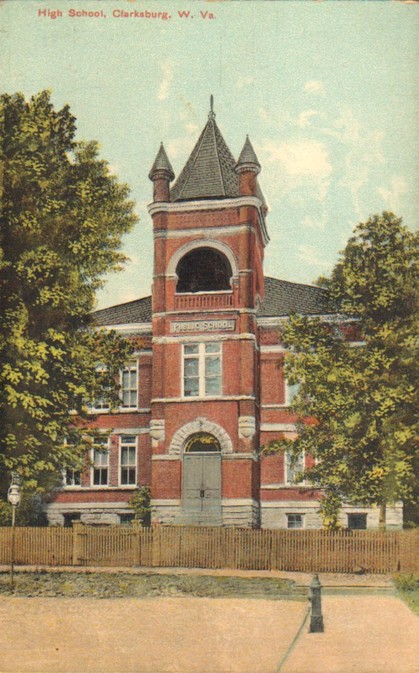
[309,573,324,632]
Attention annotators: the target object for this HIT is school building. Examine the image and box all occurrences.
[46,104,402,530]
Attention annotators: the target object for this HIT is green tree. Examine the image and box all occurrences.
[129,486,152,527]
[0,91,137,498]
[266,213,418,528]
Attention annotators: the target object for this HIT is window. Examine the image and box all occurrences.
[287,513,304,529]
[119,513,135,526]
[183,343,222,397]
[92,394,110,411]
[120,364,138,409]
[184,433,221,453]
[62,468,81,487]
[285,451,304,484]
[120,435,137,486]
[347,513,367,530]
[63,513,81,527]
[92,438,109,486]
[286,381,300,406]
[91,367,110,411]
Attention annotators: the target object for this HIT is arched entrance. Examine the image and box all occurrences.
[182,432,222,525]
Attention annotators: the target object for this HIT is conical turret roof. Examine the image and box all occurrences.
[236,135,261,170]
[149,143,175,181]
[170,107,240,202]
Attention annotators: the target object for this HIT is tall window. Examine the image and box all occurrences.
[92,438,109,486]
[183,343,222,397]
[92,366,110,411]
[120,364,138,409]
[63,468,81,487]
[62,437,81,487]
[285,451,304,484]
[120,435,137,486]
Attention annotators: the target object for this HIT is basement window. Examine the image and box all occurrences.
[287,513,304,529]
[347,513,367,530]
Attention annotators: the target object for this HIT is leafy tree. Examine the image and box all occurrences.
[0,91,137,498]
[129,486,152,526]
[266,213,418,528]
[0,493,48,526]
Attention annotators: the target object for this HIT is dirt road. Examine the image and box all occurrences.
[0,594,417,673]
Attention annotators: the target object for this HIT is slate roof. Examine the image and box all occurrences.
[149,143,175,181]
[170,115,240,202]
[92,295,152,327]
[236,135,261,169]
[92,277,333,327]
[257,277,333,317]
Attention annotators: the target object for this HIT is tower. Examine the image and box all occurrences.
[148,100,269,526]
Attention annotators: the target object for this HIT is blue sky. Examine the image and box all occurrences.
[1,0,417,309]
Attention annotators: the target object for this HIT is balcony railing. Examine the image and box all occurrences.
[174,292,234,311]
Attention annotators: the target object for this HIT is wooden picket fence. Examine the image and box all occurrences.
[0,525,417,574]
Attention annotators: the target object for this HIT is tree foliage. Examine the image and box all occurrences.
[267,213,418,527]
[0,91,137,495]
[129,486,152,526]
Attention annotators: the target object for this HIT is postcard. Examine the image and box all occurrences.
[0,1,417,672]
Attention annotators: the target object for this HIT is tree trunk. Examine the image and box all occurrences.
[379,501,387,530]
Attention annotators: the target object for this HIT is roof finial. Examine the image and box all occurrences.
[209,94,215,120]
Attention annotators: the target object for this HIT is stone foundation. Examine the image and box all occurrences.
[260,500,403,530]
[45,501,133,526]
[151,498,259,527]
[222,499,260,527]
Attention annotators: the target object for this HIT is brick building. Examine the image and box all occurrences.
[46,105,402,530]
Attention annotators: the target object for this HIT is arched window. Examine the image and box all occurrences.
[184,433,221,453]
[176,247,232,293]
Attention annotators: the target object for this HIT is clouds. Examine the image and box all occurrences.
[157,61,173,101]
[276,139,332,180]
[297,109,321,128]
[297,245,331,269]
[258,138,332,204]
[237,76,255,90]
[328,110,385,218]
[304,80,326,95]
[378,177,408,212]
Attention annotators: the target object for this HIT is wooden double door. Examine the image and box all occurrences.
[182,452,222,526]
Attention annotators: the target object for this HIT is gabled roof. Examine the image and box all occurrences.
[91,278,333,327]
[170,114,240,202]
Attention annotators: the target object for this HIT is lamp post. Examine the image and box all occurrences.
[7,472,21,590]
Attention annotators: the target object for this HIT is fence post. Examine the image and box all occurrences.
[399,531,417,573]
[152,525,162,567]
[72,521,84,566]
[131,520,141,567]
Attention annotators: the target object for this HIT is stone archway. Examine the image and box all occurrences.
[169,417,233,455]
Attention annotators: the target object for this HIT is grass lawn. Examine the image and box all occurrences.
[0,570,304,599]
[392,574,419,615]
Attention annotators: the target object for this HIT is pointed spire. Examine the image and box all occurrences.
[208,94,216,121]
[170,107,239,201]
[148,142,175,181]
[235,135,261,173]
